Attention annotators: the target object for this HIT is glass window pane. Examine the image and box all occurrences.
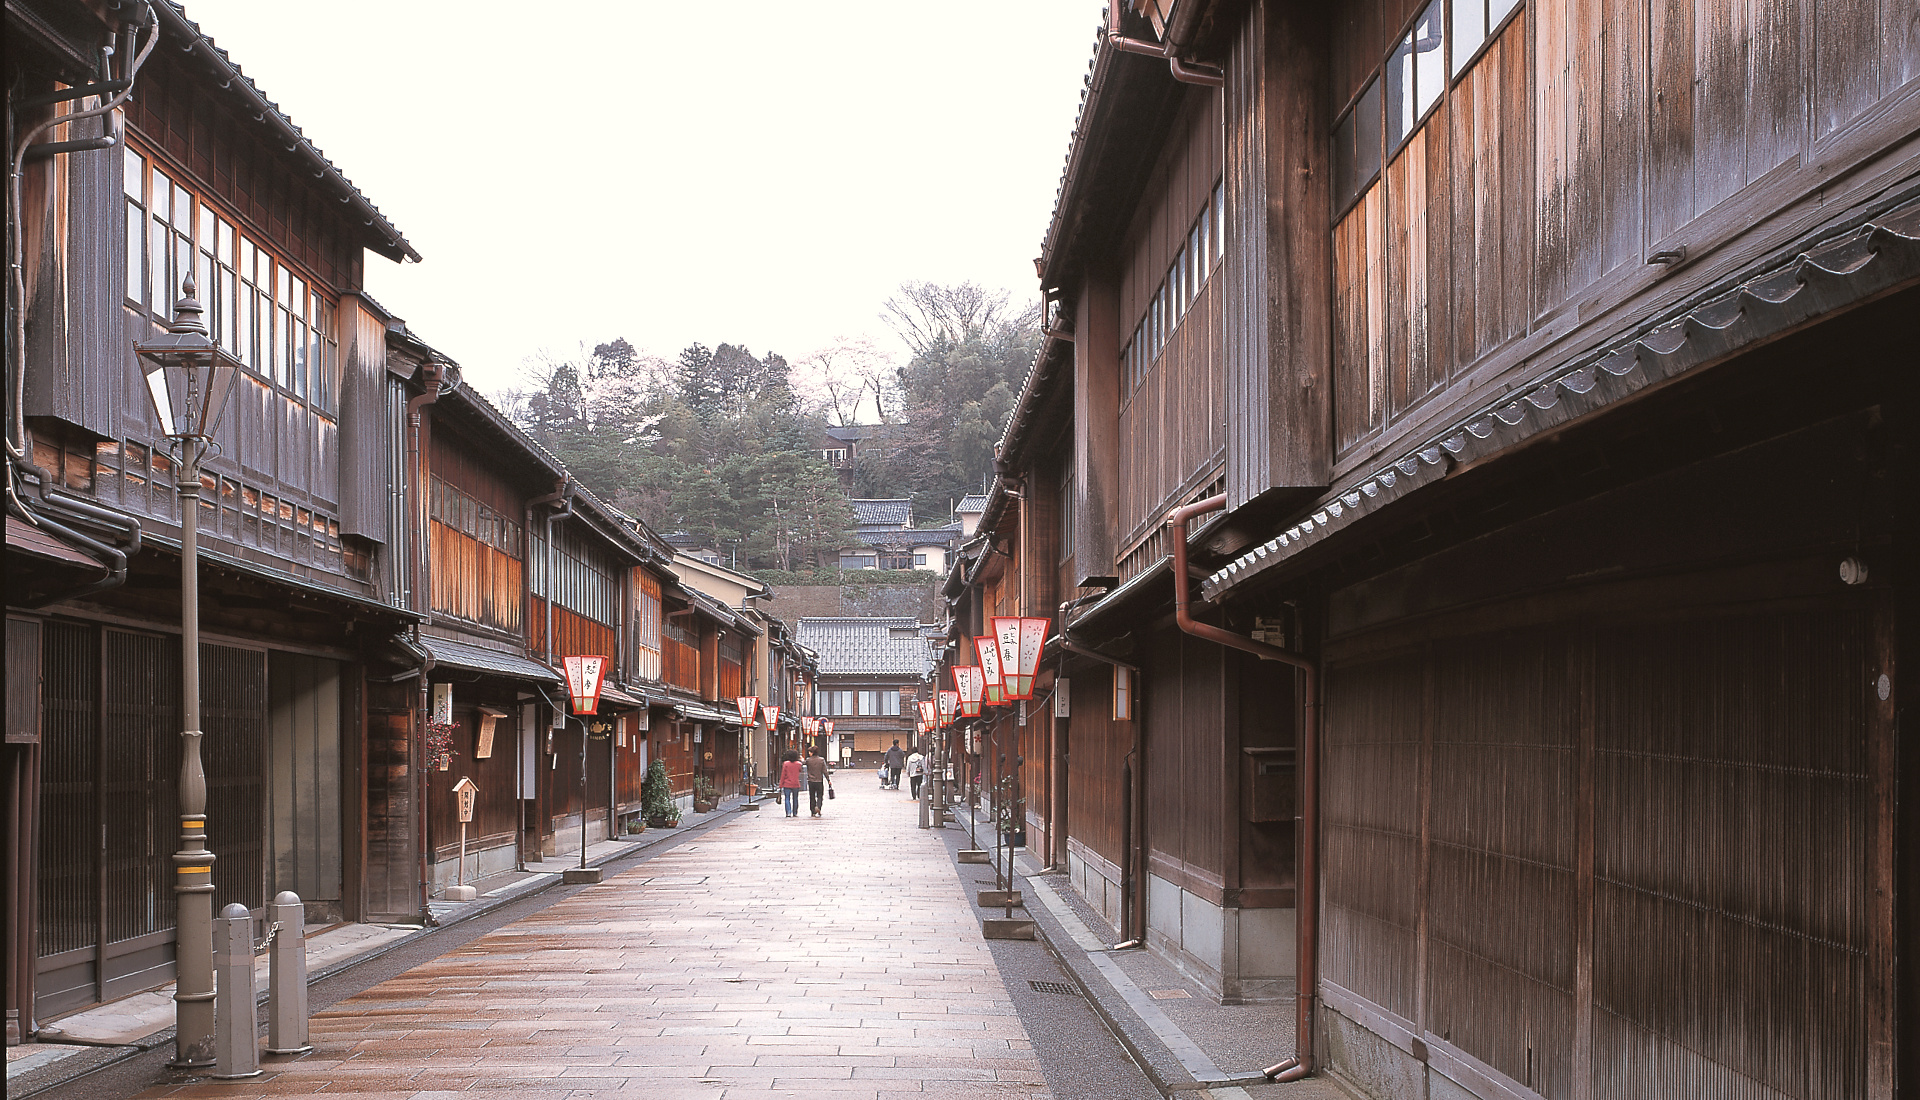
[294,319,308,397]
[1213,180,1226,261]
[289,275,306,319]
[125,199,143,305]
[197,206,214,252]
[172,186,191,230]
[149,214,168,306]
[220,269,237,353]
[1356,80,1382,184]
[1386,35,1415,147]
[1490,0,1520,25]
[151,169,170,222]
[123,150,144,200]
[175,233,192,299]
[1414,0,1445,118]
[218,217,234,259]
[1453,0,1486,73]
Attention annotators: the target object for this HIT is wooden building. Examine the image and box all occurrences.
[4,0,422,1034]
[3,0,758,1044]
[794,618,931,771]
[955,1,1919,1097]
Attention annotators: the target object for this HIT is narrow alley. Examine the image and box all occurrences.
[73,784,1183,1100]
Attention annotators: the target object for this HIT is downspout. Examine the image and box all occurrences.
[533,478,575,667]
[1166,494,1319,1082]
[1104,1,1225,87]
[526,477,572,865]
[404,359,447,923]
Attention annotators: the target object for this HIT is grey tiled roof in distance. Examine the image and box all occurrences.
[850,499,914,527]
[796,617,935,678]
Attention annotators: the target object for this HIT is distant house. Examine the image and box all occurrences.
[816,423,908,490]
[836,499,960,573]
[794,618,933,767]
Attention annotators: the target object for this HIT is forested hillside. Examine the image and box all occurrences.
[498,282,1039,572]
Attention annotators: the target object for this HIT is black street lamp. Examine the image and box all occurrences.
[133,274,242,1068]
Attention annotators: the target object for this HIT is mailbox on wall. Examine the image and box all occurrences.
[1242,747,1295,824]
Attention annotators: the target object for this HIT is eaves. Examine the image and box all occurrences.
[1204,191,1920,602]
[153,2,418,262]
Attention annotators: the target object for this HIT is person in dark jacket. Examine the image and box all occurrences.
[805,748,832,816]
[884,741,904,790]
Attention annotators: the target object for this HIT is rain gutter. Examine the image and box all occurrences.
[1167,494,1319,1082]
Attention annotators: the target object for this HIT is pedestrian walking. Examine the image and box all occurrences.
[778,750,804,817]
[884,740,905,790]
[906,748,926,799]
[806,747,833,816]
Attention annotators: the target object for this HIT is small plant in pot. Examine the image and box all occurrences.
[692,773,718,813]
[642,760,680,828]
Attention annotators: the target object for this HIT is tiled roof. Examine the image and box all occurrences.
[851,527,960,550]
[851,499,913,526]
[420,637,561,684]
[158,3,416,261]
[795,618,934,678]
[955,494,989,513]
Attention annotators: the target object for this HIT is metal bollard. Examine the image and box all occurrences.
[266,891,312,1055]
[212,903,260,1079]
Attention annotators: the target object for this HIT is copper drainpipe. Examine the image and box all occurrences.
[405,358,448,920]
[1106,1,1225,86]
[1166,494,1319,1081]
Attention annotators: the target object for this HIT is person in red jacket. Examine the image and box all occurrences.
[778,750,804,817]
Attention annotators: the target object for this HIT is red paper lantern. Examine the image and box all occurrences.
[938,690,959,728]
[975,636,1006,706]
[736,696,760,726]
[991,616,1049,700]
[562,655,609,715]
[953,665,984,717]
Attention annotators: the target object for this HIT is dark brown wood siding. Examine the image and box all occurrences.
[1143,628,1229,903]
[1066,670,1129,873]
[1322,599,1881,1100]
[1224,0,1333,508]
[1116,88,1227,552]
[1325,0,1920,480]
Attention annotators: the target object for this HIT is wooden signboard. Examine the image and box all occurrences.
[453,776,478,823]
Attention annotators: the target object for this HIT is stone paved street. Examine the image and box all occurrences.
[135,781,1053,1100]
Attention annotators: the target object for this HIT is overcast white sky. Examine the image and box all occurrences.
[175,1,1108,401]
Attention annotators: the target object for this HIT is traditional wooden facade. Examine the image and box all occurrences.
[4,0,421,1036]
[3,0,753,1044]
[958,1,1920,1096]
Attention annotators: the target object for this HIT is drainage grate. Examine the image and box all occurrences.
[1029,980,1079,996]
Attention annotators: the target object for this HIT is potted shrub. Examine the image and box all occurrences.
[642,760,680,828]
[692,773,717,813]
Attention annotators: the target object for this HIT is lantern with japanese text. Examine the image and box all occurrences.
[736,696,760,727]
[938,690,959,728]
[918,699,937,727]
[953,665,984,717]
[975,636,1006,706]
[991,616,1049,700]
[563,656,610,714]
[764,706,781,735]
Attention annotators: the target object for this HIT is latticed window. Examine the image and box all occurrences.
[124,145,339,414]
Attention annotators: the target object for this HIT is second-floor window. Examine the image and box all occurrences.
[820,689,899,716]
[124,147,339,414]
[1122,179,1226,396]
[822,448,847,467]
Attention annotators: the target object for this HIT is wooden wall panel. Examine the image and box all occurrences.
[1143,629,1228,899]
[1427,630,1577,1099]
[531,601,617,666]
[1322,649,1422,1022]
[1592,609,1870,1100]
